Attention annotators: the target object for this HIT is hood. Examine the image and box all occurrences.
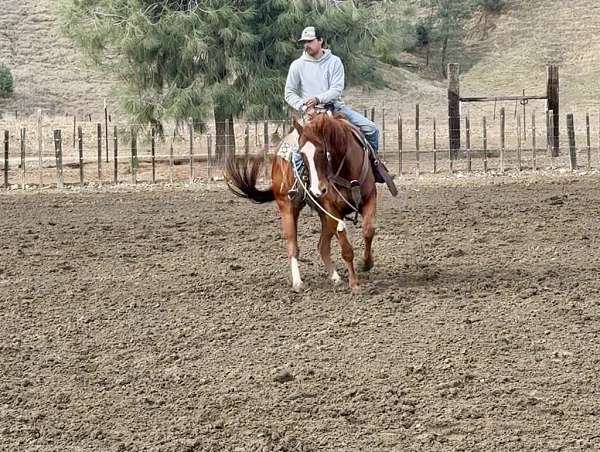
[301,48,332,63]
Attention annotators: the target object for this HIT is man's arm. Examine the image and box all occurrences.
[284,61,305,112]
[315,57,344,104]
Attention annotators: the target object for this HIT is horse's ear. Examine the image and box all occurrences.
[292,115,303,135]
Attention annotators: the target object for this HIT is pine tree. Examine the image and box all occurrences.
[57,0,399,155]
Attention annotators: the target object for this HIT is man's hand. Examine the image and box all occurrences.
[304,96,319,109]
[305,107,316,120]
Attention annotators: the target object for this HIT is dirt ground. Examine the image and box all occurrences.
[1,173,600,451]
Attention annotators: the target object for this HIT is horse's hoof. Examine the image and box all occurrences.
[360,259,374,272]
[331,271,342,286]
[292,282,304,293]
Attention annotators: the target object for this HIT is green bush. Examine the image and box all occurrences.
[0,65,14,98]
[415,23,431,48]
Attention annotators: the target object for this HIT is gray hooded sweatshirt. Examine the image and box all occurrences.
[284,49,345,112]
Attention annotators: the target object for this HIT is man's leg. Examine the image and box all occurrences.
[338,106,379,153]
[288,150,307,201]
[338,105,395,185]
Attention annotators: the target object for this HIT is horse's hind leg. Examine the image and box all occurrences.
[360,193,377,272]
[318,216,341,286]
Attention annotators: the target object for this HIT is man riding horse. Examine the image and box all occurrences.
[284,26,394,195]
[225,26,398,291]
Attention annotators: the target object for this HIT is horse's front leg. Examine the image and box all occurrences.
[318,216,341,286]
[360,192,377,272]
[277,198,303,291]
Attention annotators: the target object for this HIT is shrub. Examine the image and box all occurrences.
[0,65,14,98]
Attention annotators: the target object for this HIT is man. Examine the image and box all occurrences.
[284,26,380,157]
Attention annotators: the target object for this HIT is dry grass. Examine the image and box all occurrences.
[0,0,118,118]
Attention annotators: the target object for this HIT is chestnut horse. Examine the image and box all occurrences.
[226,114,378,291]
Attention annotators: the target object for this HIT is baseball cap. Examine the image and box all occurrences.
[298,26,318,42]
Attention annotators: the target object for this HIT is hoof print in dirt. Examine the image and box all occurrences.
[273,369,295,383]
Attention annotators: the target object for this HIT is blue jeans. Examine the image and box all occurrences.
[337,106,379,153]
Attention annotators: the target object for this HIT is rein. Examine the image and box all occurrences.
[292,161,347,233]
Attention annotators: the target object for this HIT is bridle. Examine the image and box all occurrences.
[302,111,372,224]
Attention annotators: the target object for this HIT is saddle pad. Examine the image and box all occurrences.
[277,129,300,161]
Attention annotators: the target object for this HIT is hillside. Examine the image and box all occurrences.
[458,0,600,116]
[0,0,118,119]
[1,0,599,122]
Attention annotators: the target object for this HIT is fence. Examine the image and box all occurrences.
[2,107,600,190]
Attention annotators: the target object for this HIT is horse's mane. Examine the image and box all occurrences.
[302,114,353,157]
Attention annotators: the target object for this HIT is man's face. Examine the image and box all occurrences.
[303,38,323,57]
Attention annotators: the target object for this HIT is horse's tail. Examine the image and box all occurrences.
[225,156,275,203]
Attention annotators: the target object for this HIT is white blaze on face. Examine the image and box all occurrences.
[300,141,321,196]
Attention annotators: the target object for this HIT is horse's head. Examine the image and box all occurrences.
[293,114,348,199]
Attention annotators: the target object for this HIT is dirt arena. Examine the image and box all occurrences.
[1,173,600,451]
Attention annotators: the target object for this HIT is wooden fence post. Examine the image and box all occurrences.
[113,126,118,184]
[104,99,109,163]
[169,130,174,184]
[531,112,537,171]
[224,118,230,167]
[244,123,250,157]
[4,130,9,189]
[500,107,506,172]
[547,65,560,156]
[586,113,591,170]
[53,129,64,189]
[78,126,84,188]
[465,115,471,172]
[547,109,555,168]
[482,116,488,173]
[433,118,437,174]
[397,115,403,177]
[20,128,26,189]
[189,118,194,184]
[567,113,577,171]
[415,104,420,174]
[382,107,386,160]
[207,133,213,181]
[517,114,522,171]
[370,107,375,122]
[37,109,43,188]
[97,123,102,181]
[263,117,269,179]
[151,127,156,184]
[131,126,137,184]
[448,63,461,159]
[522,89,527,141]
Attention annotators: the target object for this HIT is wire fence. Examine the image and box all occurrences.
[1,107,599,190]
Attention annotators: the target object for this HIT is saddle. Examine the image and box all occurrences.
[341,119,398,197]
